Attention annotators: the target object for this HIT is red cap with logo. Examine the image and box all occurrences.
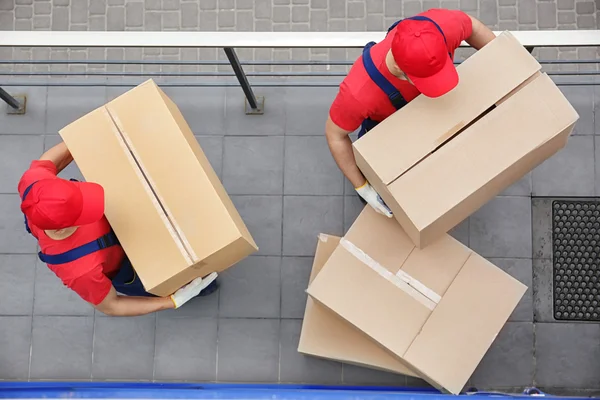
[391,18,458,98]
[21,179,105,230]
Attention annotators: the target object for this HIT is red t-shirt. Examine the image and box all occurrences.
[329,9,473,132]
[18,160,125,305]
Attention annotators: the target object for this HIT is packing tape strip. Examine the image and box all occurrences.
[340,239,438,311]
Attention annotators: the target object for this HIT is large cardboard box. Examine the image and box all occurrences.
[59,80,258,296]
[298,233,419,378]
[306,207,527,394]
[353,32,579,248]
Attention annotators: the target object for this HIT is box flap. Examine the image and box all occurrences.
[404,253,527,394]
[307,242,432,357]
[388,73,580,239]
[299,234,418,377]
[353,31,541,186]
[106,80,256,265]
[59,107,192,291]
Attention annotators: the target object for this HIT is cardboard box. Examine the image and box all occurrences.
[59,80,258,296]
[298,233,419,377]
[306,207,527,394]
[353,32,579,248]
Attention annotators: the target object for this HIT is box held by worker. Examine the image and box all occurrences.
[306,207,527,394]
[298,233,419,378]
[353,31,579,248]
[59,80,258,296]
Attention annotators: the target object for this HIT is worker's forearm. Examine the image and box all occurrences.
[327,134,367,188]
[101,295,174,317]
[466,17,496,50]
[39,142,74,174]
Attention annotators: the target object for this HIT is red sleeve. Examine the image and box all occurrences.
[427,9,473,52]
[17,160,58,196]
[329,86,368,133]
[68,266,113,306]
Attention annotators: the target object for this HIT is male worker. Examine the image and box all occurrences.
[326,8,496,217]
[18,141,219,317]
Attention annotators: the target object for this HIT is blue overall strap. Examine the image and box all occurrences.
[38,231,120,265]
[21,181,38,234]
[362,43,407,110]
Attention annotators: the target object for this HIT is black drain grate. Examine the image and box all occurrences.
[552,200,600,321]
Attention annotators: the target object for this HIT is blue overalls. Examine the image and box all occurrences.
[357,16,450,139]
[21,180,154,297]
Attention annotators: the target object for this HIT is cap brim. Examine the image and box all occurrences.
[407,56,459,98]
[72,181,105,226]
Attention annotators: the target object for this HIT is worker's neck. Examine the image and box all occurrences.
[45,226,78,240]
[385,51,408,80]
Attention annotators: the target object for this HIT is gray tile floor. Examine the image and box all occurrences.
[0,0,599,393]
[1,83,599,394]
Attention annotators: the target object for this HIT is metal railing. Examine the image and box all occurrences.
[1,30,599,115]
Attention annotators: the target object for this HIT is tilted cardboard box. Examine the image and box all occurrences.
[60,80,258,296]
[298,233,419,378]
[306,207,527,394]
[353,31,579,248]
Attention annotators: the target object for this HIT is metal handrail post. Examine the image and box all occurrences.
[223,47,264,115]
[0,86,21,109]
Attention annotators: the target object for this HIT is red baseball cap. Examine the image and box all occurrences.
[391,18,458,98]
[21,179,105,230]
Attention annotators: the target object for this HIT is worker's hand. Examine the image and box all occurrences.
[355,181,393,218]
[170,272,218,309]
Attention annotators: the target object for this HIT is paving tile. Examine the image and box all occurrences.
[344,195,365,233]
[449,217,470,247]
[342,364,406,386]
[217,318,280,382]
[231,195,282,256]
[469,196,532,258]
[92,315,156,380]
[488,258,533,322]
[195,135,223,178]
[471,322,534,388]
[535,323,600,389]
[532,136,594,197]
[500,173,532,197]
[225,87,286,136]
[284,87,337,136]
[34,259,94,316]
[533,258,556,323]
[0,194,38,253]
[45,86,107,134]
[162,87,226,136]
[0,254,35,315]
[281,256,312,318]
[222,136,284,195]
[44,135,84,181]
[594,137,600,196]
[0,316,31,380]
[284,136,344,195]
[219,256,281,318]
[283,196,344,256]
[30,316,93,379]
[154,317,218,381]
[280,319,343,383]
[0,135,43,193]
[532,198,552,260]
[560,86,594,135]
[0,86,47,135]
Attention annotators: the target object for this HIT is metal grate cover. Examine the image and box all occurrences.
[552,200,600,321]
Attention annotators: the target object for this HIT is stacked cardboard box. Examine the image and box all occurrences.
[60,80,257,296]
[299,32,579,393]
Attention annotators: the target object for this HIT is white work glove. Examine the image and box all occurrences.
[170,272,218,309]
[355,181,393,218]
